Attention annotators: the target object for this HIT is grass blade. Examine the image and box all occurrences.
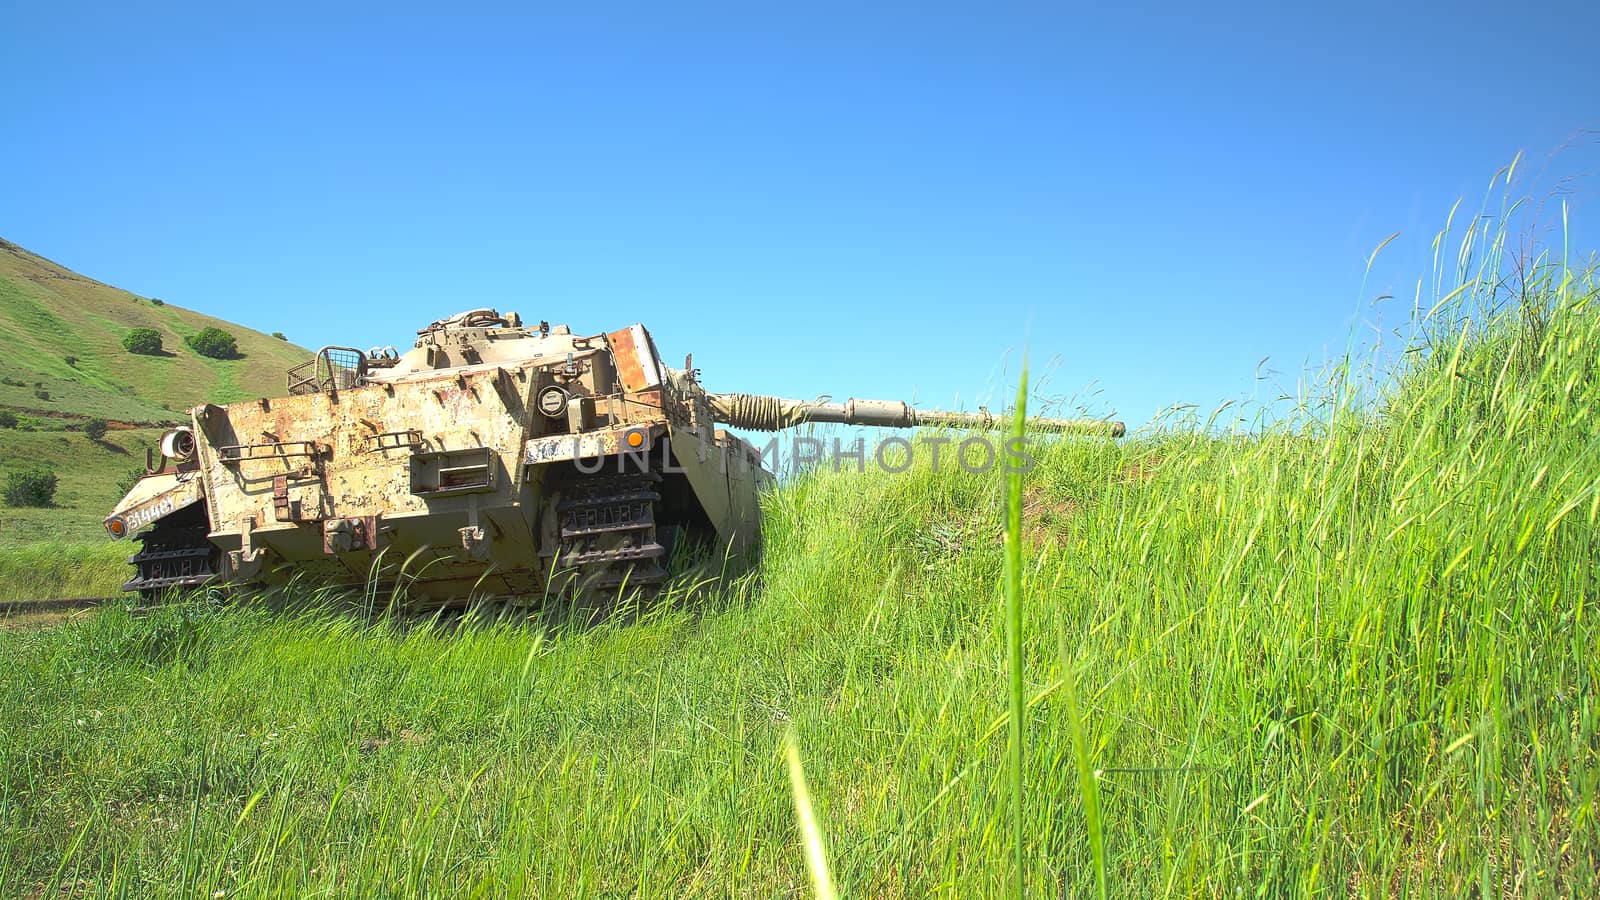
[1004,362,1029,896]
[1061,655,1106,899]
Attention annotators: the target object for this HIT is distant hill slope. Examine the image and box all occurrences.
[0,237,309,424]
[0,237,312,548]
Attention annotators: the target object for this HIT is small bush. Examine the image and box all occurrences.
[33,388,49,401]
[186,327,238,360]
[0,411,15,428]
[64,356,77,367]
[123,328,164,355]
[116,466,146,496]
[84,419,109,441]
[4,468,58,508]
[272,332,287,341]
[150,298,165,307]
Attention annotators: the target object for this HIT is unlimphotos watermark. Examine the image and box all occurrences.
[576,434,1036,477]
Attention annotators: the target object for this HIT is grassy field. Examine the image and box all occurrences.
[0,427,166,547]
[0,202,1597,894]
[0,542,128,604]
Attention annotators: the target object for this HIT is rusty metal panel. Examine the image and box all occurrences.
[606,324,662,393]
[271,474,292,521]
[600,389,669,427]
[195,365,535,558]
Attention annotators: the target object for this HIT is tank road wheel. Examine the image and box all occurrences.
[123,505,221,603]
[546,470,669,600]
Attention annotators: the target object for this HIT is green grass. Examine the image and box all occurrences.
[1,206,1597,894]
[0,542,128,600]
[1002,362,1028,896]
[0,427,163,546]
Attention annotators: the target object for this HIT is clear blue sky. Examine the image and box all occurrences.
[3,2,1597,429]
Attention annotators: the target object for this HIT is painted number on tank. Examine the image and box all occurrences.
[126,497,176,530]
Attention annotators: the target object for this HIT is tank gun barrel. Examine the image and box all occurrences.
[707,393,1125,437]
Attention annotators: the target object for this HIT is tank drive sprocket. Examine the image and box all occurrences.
[122,507,221,601]
[546,470,670,596]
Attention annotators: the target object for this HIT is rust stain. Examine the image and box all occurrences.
[606,327,653,393]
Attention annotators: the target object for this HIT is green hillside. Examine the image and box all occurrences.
[0,238,308,422]
[0,238,311,548]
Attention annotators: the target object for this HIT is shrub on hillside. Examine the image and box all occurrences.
[150,298,165,307]
[116,466,146,496]
[85,419,109,441]
[123,328,164,356]
[64,356,77,367]
[186,327,238,360]
[33,388,49,401]
[272,331,287,341]
[0,412,15,428]
[4,468,58,508]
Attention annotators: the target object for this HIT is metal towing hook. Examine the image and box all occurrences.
[323,515,383,554]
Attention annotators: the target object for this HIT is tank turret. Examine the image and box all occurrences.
[104,310,1123,607]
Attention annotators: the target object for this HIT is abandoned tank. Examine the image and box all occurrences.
[104,309,1124,605]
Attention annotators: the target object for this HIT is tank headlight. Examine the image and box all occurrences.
[537,385,569,418]
[160,427,197,462]
[106,516,127,539]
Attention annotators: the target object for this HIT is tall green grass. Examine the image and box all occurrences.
[1003,363,1029,897]
[1,197,1597,895]
[0,541,127,601]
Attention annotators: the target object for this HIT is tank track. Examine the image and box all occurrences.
[546,471,669,596]
[123,524,220,600]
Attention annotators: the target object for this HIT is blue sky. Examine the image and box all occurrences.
[3,2,1596,429]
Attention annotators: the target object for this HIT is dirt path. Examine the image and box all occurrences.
[0,405,178,430]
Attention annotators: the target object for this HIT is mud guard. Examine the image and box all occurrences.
[104,472,207,540]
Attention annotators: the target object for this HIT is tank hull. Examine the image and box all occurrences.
[106,356,772,605]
